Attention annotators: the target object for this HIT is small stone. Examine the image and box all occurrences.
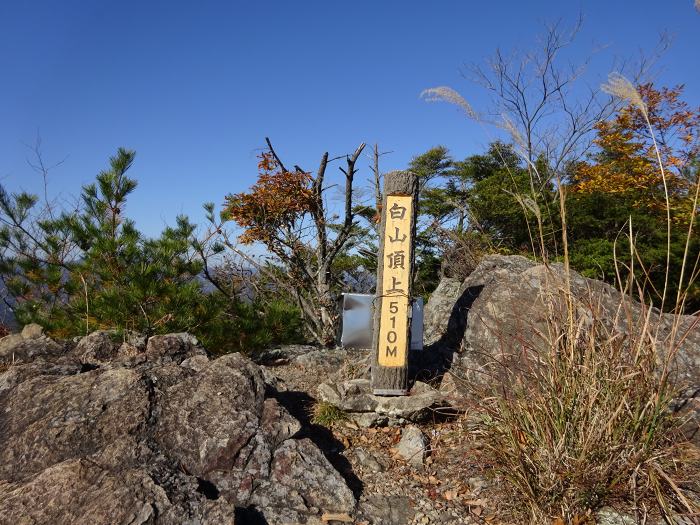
[350,412,387,428]
[179,354,209,372]
[468,477,486,494]
[21,324,43,340]
[396,425,427,469]
[354,447,384,473]
[594,507,636,525]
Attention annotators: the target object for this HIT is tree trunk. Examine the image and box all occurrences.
[317,269,339,347]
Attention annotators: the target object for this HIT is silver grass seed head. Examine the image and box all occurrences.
[501,113,526,150]
[601,72,648,118]
[420,86,478,120]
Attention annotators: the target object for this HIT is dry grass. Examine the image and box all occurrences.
[311,401,347,427]
[473,293,698,522]
[462,73,700,522]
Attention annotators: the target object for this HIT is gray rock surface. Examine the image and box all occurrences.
[0,333,63,361]
[426,255,699,378]
[594,507,638,525]
[353,447,385,473]
[0,323,65,361]
[358,495,415,525]
[293,347,347,368]
[424,255,700,432]
[253,344,319,365]
[318,378,446,426]
[395,425,428,469]
[0,331,356,524]
[422,277,463,348]
[437,370,468,408]
[75,330,121,364]
[20,323,43,340]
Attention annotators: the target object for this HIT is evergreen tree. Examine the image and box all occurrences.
[0,148,303,352]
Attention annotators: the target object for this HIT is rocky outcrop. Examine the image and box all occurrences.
[426,255,699,373]
[0,331,356,524]
[0,323,63,361]
[424,255,700,436]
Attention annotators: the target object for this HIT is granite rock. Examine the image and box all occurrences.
[0,331,356,524]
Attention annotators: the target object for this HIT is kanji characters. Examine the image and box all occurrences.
[388,227,406,243]
[386,276,404,295]
[387,250,406,270]
[389,202,407,220]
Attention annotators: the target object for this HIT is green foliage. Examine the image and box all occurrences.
[413,249,441,300]
[566,189,699,309]
[409,145,452,189]
[207,298,304,355]
[413,140,699,311]
[0,149,303,352]
[408,146,457,295]
[459,143,558,253]
[407,142,556,293]
[311,401,347,427]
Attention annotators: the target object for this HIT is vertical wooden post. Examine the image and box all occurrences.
[371,170,419,395]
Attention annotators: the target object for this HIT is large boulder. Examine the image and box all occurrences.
[424,255,700,431]
[0,331,356,524]
[425,255,699,375]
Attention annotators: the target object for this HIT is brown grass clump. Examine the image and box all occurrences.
[461,73,700,522]
[474,294,698,522]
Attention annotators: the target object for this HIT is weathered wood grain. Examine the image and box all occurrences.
[371,170,419,395]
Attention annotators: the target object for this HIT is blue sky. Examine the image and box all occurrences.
[1,1,698,237]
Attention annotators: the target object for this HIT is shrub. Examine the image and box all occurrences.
[212,298,304,356]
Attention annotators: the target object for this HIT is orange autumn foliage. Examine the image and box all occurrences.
[224,152,315,245]
[572,84,700,216]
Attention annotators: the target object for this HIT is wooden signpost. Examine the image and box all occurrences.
[371,170,419,395]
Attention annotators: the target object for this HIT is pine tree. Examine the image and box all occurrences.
[0,148,303,351]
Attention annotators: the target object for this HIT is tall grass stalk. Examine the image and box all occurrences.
[471,74,700,522]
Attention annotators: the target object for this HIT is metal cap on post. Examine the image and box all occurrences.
[371,170,419,396]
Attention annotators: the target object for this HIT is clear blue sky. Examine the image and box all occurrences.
[1,1,698,236]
